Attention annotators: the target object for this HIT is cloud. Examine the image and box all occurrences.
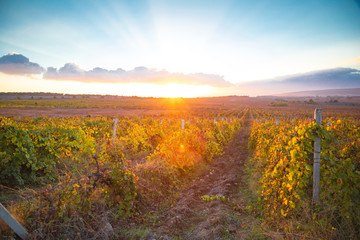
[237,67,360,96]
[0,53,44,75]
[0,53,232,87]
[44,63,232,87]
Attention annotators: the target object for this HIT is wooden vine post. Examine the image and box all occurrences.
[313,108,322,202]
[113,118,118,144]
[0,203,28,239]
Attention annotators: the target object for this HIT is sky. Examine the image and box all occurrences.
[0,0,360,97]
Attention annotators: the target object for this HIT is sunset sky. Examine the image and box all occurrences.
[0,0,360,97]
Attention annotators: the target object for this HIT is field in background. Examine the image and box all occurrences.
[0,93,360,117]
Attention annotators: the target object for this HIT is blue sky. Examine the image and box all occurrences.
[0,0,359,96]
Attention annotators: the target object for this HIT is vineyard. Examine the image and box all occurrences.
[0,101,359,239]
[249,108,360,239]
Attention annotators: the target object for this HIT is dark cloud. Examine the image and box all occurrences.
[237,67,360,96]
[44,63,232,87]
[0,53,44,75]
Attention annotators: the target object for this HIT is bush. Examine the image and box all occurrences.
[249,117,360,238]
[0,118,95,186]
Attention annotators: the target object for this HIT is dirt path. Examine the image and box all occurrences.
[152,118,257,239]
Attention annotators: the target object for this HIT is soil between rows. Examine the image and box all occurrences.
[150,119,256,239]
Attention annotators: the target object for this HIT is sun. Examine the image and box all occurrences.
[95,83,214,98]
[95,83,214,97]
[147,83,213,98]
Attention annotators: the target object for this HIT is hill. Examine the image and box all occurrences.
[273,88,360,97]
